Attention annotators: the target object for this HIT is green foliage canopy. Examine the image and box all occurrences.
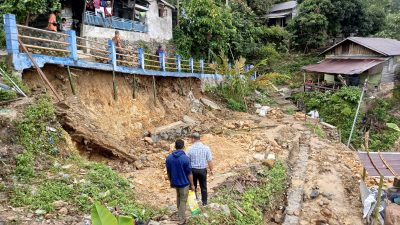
[0,0,61,23]
[174,0,236,59]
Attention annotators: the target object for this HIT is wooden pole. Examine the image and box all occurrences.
[18,39,62,101]
[152,75,156,106]
[132,74,136,99]
[375,175,384,223]
[67,66,76,95]
[177,0,180,27]
[362,168,366,181]
[113,71,117,100]
[347,79,368,147]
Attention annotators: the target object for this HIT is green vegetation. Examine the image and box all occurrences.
[0,64,30,101]
[296,86,400,151]
[9,97,157,220]
[364,97,400,151]
[290,0,388,51]
[0,89,17,101]
[376,13,400,40]
[189,162,287,225]
[0,22,5,48]
[305,121,326,139]
[294,87,361,144]
[0,0,61,23]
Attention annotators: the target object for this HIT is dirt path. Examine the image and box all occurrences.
[131,122,285,209]
[130,112,364,225]
[296,134,363,225]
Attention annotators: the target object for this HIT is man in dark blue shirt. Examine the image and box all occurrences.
[166,139,194,224]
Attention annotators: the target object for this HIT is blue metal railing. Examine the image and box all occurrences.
[84,12,148,33]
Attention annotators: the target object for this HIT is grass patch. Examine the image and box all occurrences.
[284,108,295,115]
[0,89,17,101]
[0,63,30,95]
[305,121,326,139]
[189,162,287,225]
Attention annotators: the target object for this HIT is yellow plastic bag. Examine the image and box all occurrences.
[188,190,201,216]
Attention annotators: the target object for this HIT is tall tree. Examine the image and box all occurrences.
[376,13,400,40]
[174,0,236,59]
[0,0,61,23]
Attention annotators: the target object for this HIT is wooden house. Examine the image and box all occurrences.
[303,37,400,93]
[266,1,298,27]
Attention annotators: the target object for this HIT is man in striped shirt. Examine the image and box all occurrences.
[187,133,214,206]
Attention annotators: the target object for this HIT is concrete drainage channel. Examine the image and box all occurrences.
[283,132,311,225]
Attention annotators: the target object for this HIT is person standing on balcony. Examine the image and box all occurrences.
[187,132,214,206]
[112,31,124,59]
[47,10,60,32]
[156,45,164,69]
[105,1,113,17]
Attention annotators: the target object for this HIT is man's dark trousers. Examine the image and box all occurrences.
[192,168,207,205]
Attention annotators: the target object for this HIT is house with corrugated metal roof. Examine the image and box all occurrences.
[303,37,400,93]
[266,0,297,27]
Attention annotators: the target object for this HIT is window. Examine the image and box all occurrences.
[158,4,167,17]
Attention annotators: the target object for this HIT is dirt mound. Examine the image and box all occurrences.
[22,65,211,161]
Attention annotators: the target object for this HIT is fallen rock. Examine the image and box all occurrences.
[53,200,68,210]
[258,106,271,117]
[59,207,68,215]
[148,220,160,225]
[274,212,283,223]
[320,208,332,218]
[144,137,153,144]
[220,204,231,216]
[254,103,262,109]
[200,98,221,110]
[253,153,265,161]
[183,115,198,125]
[134,161,143,170]
[35,209,46,215]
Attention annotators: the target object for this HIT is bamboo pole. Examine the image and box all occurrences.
[375,175,384,223]
[18,39,62,101]
[152,76,156,106]
[66,66,76,95]
[113,71,117,100]
[132,74,136,99]
[347,79,368,147]
[0,67,27,97]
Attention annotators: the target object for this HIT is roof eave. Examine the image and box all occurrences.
[320,38,390,57]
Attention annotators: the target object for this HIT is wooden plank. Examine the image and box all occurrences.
[18,39,62,101]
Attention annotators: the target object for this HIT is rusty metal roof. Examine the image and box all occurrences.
[270,1,297,12]
[322,37,400,56]
[303,58,385,75]
[358,152,400,177]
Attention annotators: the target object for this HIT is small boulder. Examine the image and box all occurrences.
[220,204,231,216]
[147,220,160,225]
[53,200,68,210]
[134,161,143,170]
[200,98,221,110]
[59,207,68,215]
[35,209,46,215]
[321,208,332,218]
[274,212,283,223]
[144,137,153,144]
[253,153,265,161]
[183,115,198,125]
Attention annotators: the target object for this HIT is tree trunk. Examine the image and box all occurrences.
[25,13,30,26]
